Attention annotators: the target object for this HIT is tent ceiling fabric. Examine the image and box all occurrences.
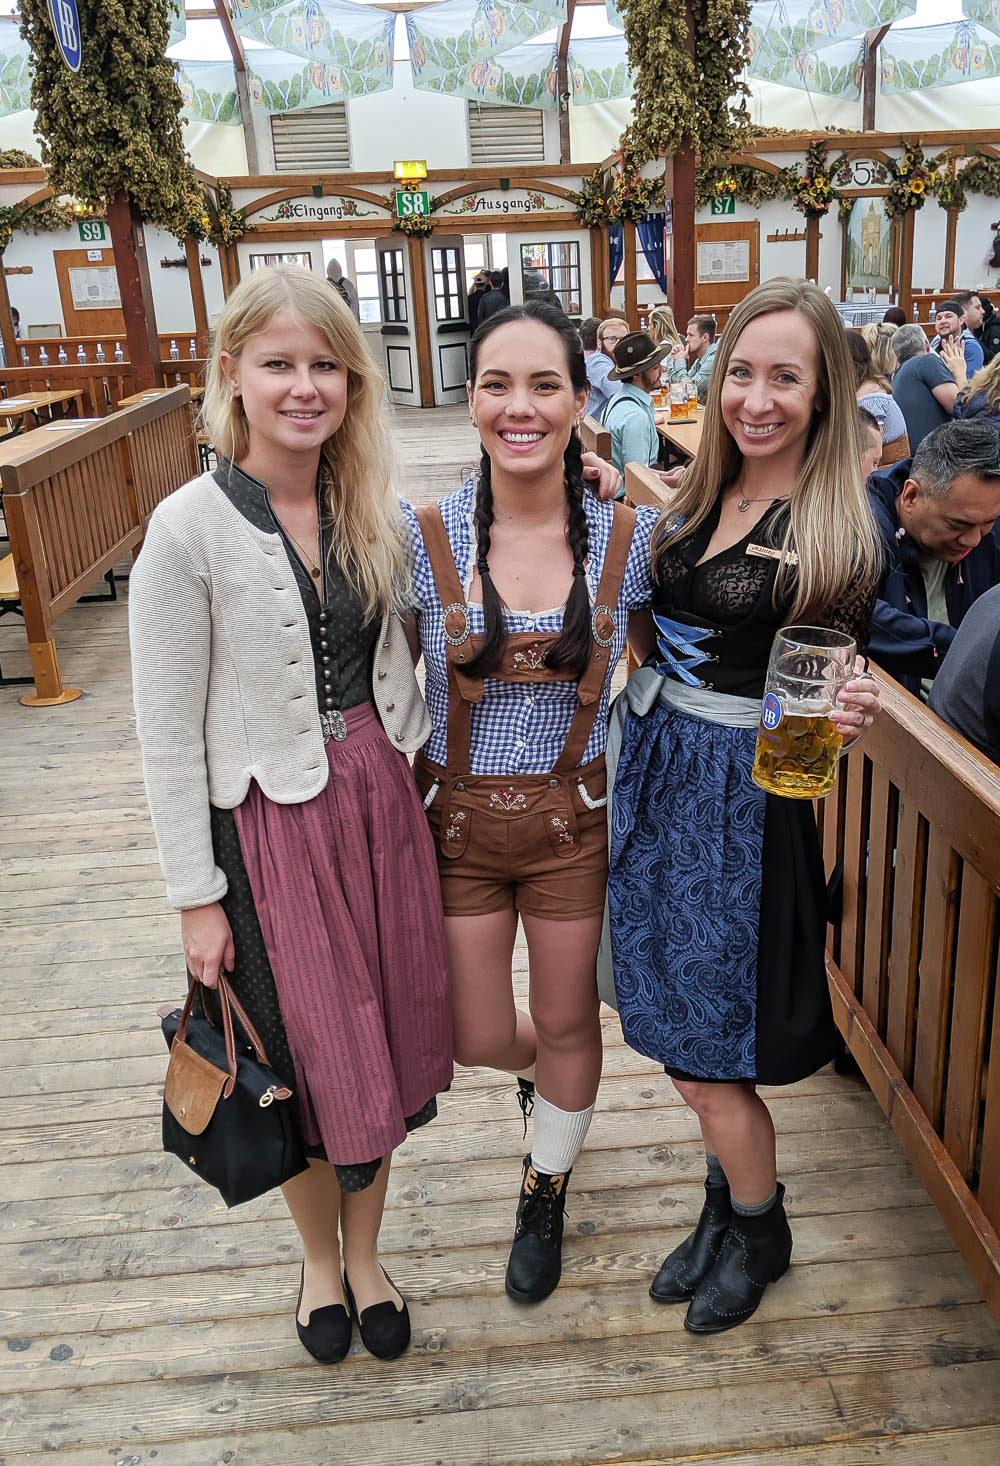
[0,23,32,119]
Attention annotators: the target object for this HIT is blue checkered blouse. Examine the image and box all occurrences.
[402,481,658,776]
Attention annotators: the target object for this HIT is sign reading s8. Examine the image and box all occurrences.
[395,190,429,219]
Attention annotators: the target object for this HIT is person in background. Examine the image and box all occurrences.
[585,316,629,418]
[647,304,684,353]
[10,306,20,339]
[953,351,1000,431]
[867,419,1000,697]
[930,299,985,377]
[859,406,884,483]
[883,306,907,327]
[956,290,1000,365]
[468,270,492,333]
[862,321,898,381]
[890,323,960,451]
[325,259,360,322]
[665,315,718,403]
[579,317,601,358]
[478,270,510,322]
[602,330,669,477]
[928,582,1000,766]
[847,330,909,465]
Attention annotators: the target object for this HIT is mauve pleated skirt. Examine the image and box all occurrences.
[232,702,453,1167]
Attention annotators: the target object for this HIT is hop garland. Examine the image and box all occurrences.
[940,154,1000,214]
[392,211,435,237]
[577,169,611,227]
[789,140,841,219]
[886,141,940,222]
[576,164,659,226]
[0,150,75,254]
[209,181,253,247]
[694,164,792,211]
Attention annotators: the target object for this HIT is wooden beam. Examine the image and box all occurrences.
[623,220,637,325]
[212,0,245,71]
[406,236,435,408]
[899,207,916,321]
[944,207,959,293]
[184,235,210,360]
[863,27,891,132]
[212,3,259,174]
[805,214,820,281]
[557,0,576,165]
[662,0,696,329]
[105,191,162,393]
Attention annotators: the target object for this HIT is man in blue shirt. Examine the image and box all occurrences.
[890,324,959,452]
[930,300,985,378]
[602,330,669,477]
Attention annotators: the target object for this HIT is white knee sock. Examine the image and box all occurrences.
[530,1093,595,1175]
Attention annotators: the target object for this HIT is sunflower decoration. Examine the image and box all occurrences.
[886,141,939,221]
[576,168,611,228]
[607,167,661,224]
[392,211,434,237]
[788,139,840,219]
[208,181,254,247]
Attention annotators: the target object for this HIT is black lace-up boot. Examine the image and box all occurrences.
[649,1181,731,1304]
[684,1183,792,1334]
[515,1077,535,1138]
[504,1154,570,1303]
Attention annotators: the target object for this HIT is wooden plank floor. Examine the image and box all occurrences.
[2,406,1000,1464]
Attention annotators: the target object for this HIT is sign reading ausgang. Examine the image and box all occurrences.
[47,0,82,72]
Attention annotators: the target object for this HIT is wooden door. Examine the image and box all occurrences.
[53,248,126,339]
[694,221,760,323]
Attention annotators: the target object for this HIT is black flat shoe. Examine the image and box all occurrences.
[343,1268,411,1359]
[295,1263,352,1363]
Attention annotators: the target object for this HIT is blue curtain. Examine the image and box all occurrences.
[637,212,666,292]
[608,224,624,293]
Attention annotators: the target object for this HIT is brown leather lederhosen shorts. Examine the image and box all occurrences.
[414,751,610,919]
[414,499,637,922]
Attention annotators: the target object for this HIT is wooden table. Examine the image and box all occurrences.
[117,384,202,409]
[655,405,704,462]
[0,389,85,437]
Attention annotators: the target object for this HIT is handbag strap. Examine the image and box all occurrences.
[174,974,275,1096]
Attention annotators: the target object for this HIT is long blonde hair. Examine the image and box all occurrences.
[961,352,1000,414]
[203,267,408,618]
[862,321,897,380]
[647,304,683,348]
[653,277,882,624]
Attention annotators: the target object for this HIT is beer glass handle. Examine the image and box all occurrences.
[835,670,877,758]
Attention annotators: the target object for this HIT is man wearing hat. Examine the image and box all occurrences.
[931,300,985,379]
[601,330,669,479]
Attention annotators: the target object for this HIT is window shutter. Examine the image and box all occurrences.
[270,104,351,171]
[468,103,545,166]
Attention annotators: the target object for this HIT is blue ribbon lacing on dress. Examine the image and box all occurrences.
[652,612,717,687]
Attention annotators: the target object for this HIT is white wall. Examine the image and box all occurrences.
[954,194,1000,293]
[348,61,471,173]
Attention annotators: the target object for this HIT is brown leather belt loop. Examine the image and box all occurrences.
[553,500,637,774]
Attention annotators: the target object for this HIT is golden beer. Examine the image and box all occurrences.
[752,705,844,799]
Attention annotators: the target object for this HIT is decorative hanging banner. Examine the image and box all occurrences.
[748,0,915,61]
[408,35,559,108]
[250,194,390,224]
[233,0,395,79]
[879,21,1000,92]
[247,44,393,110]
[406,0,566,81]
[438,187,567,216]
[567,35,632,103]
[747,34,865,96]
[0,25,33,116]
[176,62,242,125]
[604,0,623,30]
[963,0,1000,28]
[168,0,186,48]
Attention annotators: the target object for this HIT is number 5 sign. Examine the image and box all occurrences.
[47,0,82,72]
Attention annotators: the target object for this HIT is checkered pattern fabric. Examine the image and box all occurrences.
[402,482,658,775]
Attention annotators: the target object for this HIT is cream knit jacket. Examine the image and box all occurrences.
[129,472,430,910]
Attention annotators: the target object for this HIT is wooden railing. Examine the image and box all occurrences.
[12,334,203,368]
[0,361,205,417]
[820,672,1000,1322]
[580,412,610,463]
[1,387,199,705]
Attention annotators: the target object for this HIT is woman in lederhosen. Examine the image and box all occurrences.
[130,268,452,1364]
[605,278,883,1334]
[403,302,658,1304]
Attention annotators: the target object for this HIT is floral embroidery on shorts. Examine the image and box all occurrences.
[490,787,528,813]
[550,815,574,846]
[444,809,467,843]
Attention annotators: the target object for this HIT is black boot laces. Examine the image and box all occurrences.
[516,1171,566,1243]
[515,1078,535,1139]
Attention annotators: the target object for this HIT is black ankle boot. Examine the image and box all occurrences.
[505,1155,570,1304]
[684,1183,792,1334]
[649,1181,731,1304]
[515,1077,535,1139]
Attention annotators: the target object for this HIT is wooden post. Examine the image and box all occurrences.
[106,190,162,392]
[624,219,638,325]
[235,71,260,174]
[805,214,821,281]
[664,150,695,328]
[862,26,891,131]
[899,208,916,321]
[407,235,435,408]
[590,226,607,318]
[943,207,958,293]
[0,259,19,369]
[185,235,210,358]
[556,0,576,164]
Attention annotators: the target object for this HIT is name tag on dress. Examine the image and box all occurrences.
[747,543,799,566]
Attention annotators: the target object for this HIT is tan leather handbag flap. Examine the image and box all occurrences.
[164,1039,228,1135]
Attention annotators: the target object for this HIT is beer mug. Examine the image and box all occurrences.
[684,378,697,417]
[669,381,688,420]
[751,626,856,799]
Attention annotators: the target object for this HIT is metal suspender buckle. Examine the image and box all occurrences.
[591,604,616,648]
[442,603,472,646]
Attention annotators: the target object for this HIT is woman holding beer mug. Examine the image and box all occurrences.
[604,278,883,1334]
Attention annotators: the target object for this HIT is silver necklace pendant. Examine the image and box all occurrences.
[737,497,751,512]
[321,709,348,742]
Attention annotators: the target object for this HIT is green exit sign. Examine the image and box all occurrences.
[395,190,429,219]
[710,195,735,216]
[78,219,107,242]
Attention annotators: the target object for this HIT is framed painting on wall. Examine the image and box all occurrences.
[844,196,893,293]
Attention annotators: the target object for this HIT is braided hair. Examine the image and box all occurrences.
[462,301,593,680]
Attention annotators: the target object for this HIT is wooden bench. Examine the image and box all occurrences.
[820,670,1000,1322]
[579,412,610,462]
[0,386,199,705]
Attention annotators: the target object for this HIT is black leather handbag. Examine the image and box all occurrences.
[160,974,307,1207]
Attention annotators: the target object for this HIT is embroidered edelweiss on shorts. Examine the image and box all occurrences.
[550,815,574,846]
[489,787,528,812]
[444,809,467,843]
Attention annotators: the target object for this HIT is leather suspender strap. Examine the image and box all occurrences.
[553,500,638,774]
[415,504,480,775]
